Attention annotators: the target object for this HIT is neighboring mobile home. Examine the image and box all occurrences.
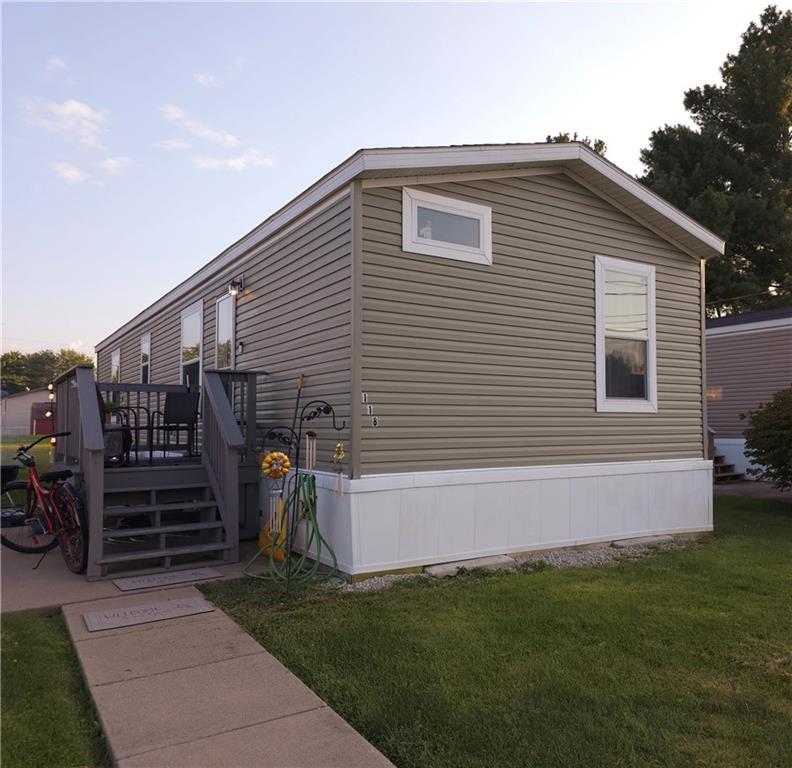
[95,143,723,576]
[0,388,52,436]
[706,306,792,476]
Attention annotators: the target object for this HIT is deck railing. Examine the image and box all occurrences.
[97,380,193,459]
[52,365,106,578]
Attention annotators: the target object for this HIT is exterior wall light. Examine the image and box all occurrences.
[228,276,245,297]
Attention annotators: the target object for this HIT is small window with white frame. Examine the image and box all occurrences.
[595,255,657,413]
[110,348,121,383]
[140,333,151,384]
[215,294,234,370]
[180,300,203,388]
[402,187,492,265]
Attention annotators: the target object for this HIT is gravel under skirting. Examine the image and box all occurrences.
[335,537,699,592]
[514,538,694,569]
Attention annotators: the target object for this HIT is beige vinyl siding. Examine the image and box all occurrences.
[96,195,353,472]
[359,173,704,474]
[706,326,792,437]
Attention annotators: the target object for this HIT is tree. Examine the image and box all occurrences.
[546,132,607,156]
[0,349,94,394]
[640,5,792,316]
[743,386,792,490]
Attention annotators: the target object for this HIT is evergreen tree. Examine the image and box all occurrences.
[640,6,792,316]
[546,132,607,156]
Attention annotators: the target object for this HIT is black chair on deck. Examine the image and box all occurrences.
[151,391,201,458]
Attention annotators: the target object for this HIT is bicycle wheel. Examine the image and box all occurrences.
[53,483,88,574]
[0,481,59,554]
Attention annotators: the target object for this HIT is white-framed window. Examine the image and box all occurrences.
[595,255,657,413]
[140,333,151,384]
[110,348,121,383]
[402,187,492,265]
[215,294,235,370]
[180,300,203,388]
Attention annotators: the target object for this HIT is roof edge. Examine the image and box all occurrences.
[96,142,725,351]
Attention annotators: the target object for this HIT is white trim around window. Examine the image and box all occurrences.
[110,348,121,383]
[595,254,657,413]
[180,300,203,387]
[140,333,151,384]
[402,187,492,265]
[214,294,235,369]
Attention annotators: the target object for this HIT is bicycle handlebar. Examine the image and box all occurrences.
[19,432,71,452]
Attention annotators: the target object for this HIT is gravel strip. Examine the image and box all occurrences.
[515,539,692,569]
[338,573,426,593]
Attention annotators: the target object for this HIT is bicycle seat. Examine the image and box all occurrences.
[40,469,73,483]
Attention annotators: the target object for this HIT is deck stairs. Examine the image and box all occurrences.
[712,453,744,483]
[98,463,234,578]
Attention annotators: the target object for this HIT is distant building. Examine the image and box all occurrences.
[0,388,53,436]
[706,306,792,474]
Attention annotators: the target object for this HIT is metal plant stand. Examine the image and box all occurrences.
[242,379,345,592]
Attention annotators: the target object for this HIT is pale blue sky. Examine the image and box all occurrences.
[2,1,769,355]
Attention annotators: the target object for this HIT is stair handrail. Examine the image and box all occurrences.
[202,373,245,450]
[201,370,245,564]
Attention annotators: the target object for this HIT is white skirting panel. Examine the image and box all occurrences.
[288,459,713,576]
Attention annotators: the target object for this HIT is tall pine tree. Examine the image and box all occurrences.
[640,6,791,316]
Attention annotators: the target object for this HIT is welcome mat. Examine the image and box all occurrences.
[82,597,214,632]
[112,567,223,592]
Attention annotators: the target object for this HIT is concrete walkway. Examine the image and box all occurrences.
[714,480,792,501]
[1,541,263,613]
[63,586,394,768]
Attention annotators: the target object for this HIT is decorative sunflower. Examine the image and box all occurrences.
[261,451,291,479]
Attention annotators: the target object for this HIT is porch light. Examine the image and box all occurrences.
[50,437,57,446]
[48,392,55,401]
[45,410,52,418]
[228,275,245,297]
[47,383,54,391]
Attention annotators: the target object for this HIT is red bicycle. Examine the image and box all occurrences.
[0,432,88,573]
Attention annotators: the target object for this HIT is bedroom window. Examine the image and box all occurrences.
[402,187,492,265]
[595,255,657,413]
[140,334,151,384]
[215,294,234,370]
[110,348,121,383]
[180,300,203,388]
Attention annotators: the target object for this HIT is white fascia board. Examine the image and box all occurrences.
[576,148,726,257]
[706,316,792,336]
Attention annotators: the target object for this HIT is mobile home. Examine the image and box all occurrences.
[91,143,722,577]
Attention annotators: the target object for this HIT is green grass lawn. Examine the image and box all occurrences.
[202,495,792,768]
[1,434,52,481]
[1,612,109,768]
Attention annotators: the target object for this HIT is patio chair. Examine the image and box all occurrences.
[151,391,201,458]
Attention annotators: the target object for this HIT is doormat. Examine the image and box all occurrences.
[83,597,215,632]
[113,567,223,592]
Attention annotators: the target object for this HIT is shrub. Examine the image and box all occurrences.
[742,386,792,490]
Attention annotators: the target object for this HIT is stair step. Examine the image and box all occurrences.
[714,472,744,481]
[103,500,217,517]
[104,483,211,495]
[97,542,234,565]
[103,521,223,539]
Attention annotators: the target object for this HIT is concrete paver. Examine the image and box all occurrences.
[65,585,395,767]
[92,652,324,759]
[63,586,215,642]
[118,706,395,768]
[76,612,264,686]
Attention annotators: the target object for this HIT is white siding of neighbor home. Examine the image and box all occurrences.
[358,173,704,475]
